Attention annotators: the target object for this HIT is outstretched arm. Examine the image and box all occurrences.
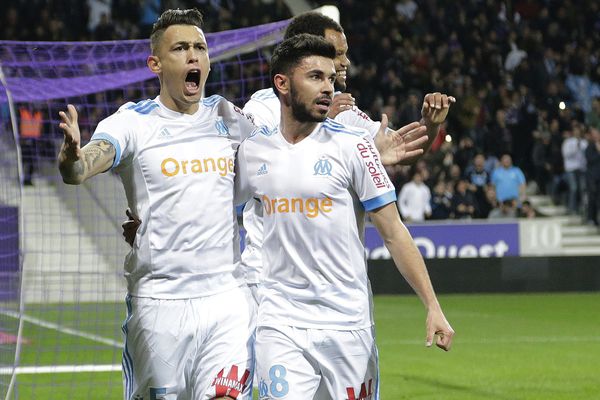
[374,114,429,166]
[368,202,454,351]
[58,104,115,184]
[417,92,456,158]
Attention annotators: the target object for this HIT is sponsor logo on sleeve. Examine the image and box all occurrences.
[356,138,392,189]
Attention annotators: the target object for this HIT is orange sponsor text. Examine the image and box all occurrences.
[161,157,234,177]
[262,195,332,218]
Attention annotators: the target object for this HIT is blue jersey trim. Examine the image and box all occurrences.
[323,119,364,136]
[127,100,158,114]
[91,132,121,170]
[252,88,276,100]
[202,94,222,107]
[362,191,396,211]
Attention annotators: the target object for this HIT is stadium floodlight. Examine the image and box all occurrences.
[0,18,288,400]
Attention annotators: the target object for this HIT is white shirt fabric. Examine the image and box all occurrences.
[241,88,382,284]
[235,119,396,330]
[91,95,257,299]
[397,181,431,221]
[562,137,588,172]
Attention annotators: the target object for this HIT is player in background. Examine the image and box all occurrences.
[235,34,454,399]
[58,9,256,400]
[241,11,455,302]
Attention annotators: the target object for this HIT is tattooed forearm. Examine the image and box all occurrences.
[59,140,115,184]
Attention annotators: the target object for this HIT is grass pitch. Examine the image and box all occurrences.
[11,293,600,399]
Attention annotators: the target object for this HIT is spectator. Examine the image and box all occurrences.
[488,199,518,219]
[491,153,526,204]
[464,153,491,218]
[451,179,477,219]
[531,130,553,195]
[586,97,600,130]
[397,170,431,222]
[518,200,539,218]
[561,123,588,214]
[18,105,43,186]
[585,127,600,227]
[429,180,452,220]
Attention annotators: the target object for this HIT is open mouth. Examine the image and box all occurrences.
[316,97,332,111]
[185,69,201,93]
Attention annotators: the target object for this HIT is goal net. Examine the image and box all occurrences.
[0,19,287,399]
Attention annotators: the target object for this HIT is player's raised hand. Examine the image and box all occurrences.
[58,104,82,163]
[328,93,355,118]
[421,92,456,126]
[374,114,428,166]
[426,308,455,351]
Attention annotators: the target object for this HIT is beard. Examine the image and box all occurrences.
[290,84,327,123]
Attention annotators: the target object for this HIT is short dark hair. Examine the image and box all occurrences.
[150,9,204,54]
[283,11,343,40]
[270,34,336,97]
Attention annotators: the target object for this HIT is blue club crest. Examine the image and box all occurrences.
[313,156,332,176]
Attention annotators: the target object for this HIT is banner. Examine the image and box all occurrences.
[365,222,520,259]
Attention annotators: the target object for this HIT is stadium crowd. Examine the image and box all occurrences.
[3,0,600,225]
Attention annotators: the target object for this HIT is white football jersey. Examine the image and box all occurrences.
[241,89,382,284]
[235,119,396,329]
[91,95,256,299]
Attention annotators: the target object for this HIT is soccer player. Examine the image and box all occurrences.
[58,9,256,400]
[235,33,454,399]
[240,11,454,302]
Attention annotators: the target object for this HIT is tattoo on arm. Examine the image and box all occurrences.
[59,140,115,184]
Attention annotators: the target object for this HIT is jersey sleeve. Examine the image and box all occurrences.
[348,135,397,211]
[242,96,279,130]
[234,141,253,206]
[334,106,381,138]
[90,107,136,170]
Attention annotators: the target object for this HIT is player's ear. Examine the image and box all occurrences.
[147,55,161,74]
[274,74,289,96]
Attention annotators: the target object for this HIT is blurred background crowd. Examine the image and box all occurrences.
[2,0,600,226]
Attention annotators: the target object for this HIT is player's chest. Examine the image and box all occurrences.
[249,145,348,197]
[136,123,237,182]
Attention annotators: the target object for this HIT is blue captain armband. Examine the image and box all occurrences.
[362,191,396,211]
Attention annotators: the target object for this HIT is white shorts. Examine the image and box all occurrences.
[122,286,256,400]
[255,325,379,400]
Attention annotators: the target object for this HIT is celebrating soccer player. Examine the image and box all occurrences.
[58,9,257,400]
[235,33,454,399]
[240,11,455,304]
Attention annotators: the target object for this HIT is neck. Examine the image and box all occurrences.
[280,106,319,144]
[159,92,199,115]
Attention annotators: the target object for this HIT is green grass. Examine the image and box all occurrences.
[376,293,600,399]
[12,293,600,399]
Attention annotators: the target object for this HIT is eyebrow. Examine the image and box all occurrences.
[172,40,207,47]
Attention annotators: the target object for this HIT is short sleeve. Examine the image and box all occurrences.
[334,106,381,138]
[234,141,252,206]
[348,135,396,211]
[90,110,135,170]
[243,96,279,130]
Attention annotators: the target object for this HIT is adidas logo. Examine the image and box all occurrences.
[158,128,171,139]
[257,163,268,176]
